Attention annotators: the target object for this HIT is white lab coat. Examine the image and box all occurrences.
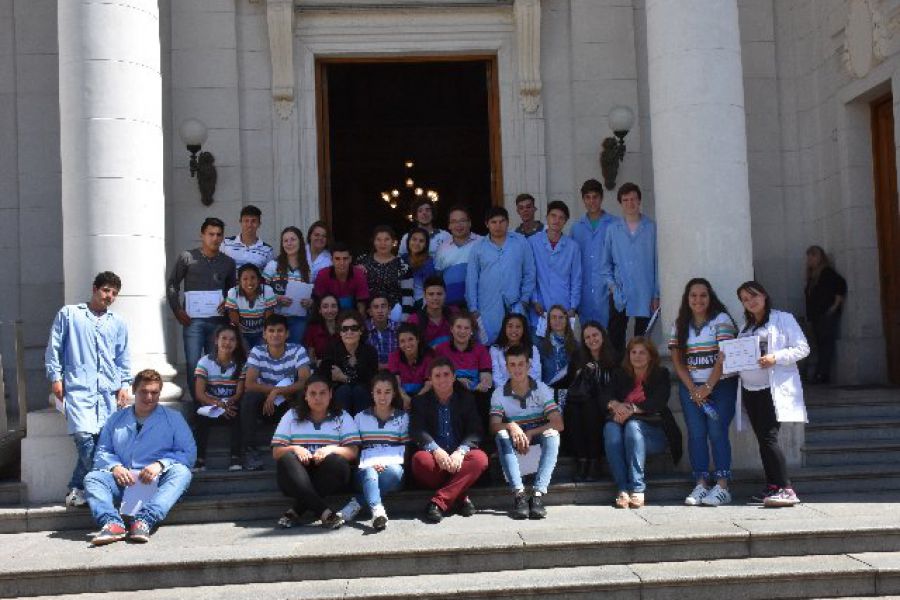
[737,309,810,429]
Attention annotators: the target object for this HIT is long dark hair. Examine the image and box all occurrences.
[308,293,340,328]
[406,227,431,270]
[397,322,429,365]
[370,370,404,411]
[575,321,617,371]
[673,278,735,350]
[210,323,247,371]
[292,374,340,421]
[276,226,311,281]
[737,280,773,332]
[236,263,263,303]
[494,313,533,350]
[537,304,578,357]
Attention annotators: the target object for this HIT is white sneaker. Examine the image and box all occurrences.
[339,497,362,522]
[684,484,709,506]
[372,504,388,530]
[64,488,87,507]
[700,484,732,506]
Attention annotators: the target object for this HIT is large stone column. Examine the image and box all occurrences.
[57,0,179,400]
[646,0,753,327]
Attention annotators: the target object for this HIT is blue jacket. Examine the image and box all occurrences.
[570,213,619,327]
[93,405,197,472]
[601,216,659,318]
[44,304,131,435]
[528,231,582,323]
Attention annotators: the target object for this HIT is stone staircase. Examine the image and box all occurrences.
[0,385,898,598]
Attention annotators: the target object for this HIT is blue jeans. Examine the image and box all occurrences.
[68,432,98,490]
[287,316,307,345]
[335,384,371,416]
[242,332,263,353]
[604,419,667,493]
[183,317,225,402]
[84,463,193,528]
[496,428,560,494]
[678,377,738,480]
[354,464,404,508]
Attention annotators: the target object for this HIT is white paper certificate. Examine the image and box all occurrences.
[721,336,761,374]
[517,445,542,476]
[358,445,405,469]
[281,281,314,317]
[119,470,159,516]
[185,290,223,318]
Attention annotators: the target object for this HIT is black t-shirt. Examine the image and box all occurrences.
[805,267,847,320]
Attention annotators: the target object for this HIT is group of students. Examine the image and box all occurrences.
[45,176,814,544]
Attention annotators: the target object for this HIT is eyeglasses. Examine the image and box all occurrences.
[340,325,362,333]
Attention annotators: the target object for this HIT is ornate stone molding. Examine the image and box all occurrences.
[514,0,541,113]
[265,0,296,119]
[840,0,899,78]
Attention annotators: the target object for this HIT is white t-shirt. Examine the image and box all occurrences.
[667,312,737,383]
[737,326,771,390]
[271,409,360,451]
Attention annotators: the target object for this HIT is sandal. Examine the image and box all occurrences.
[277,508,300,529]
[614,491,630,509]
[629,492,645,509]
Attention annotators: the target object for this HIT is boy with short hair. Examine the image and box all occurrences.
[529,200,582,326]
[571,179,620,328]
[221,205,275,271]
[366,294,399,369]
[514,193,544,237]
[241,314,311,471]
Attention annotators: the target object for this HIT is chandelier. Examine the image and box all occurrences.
[379,160,439,221]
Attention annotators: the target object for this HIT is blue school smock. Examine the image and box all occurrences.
[93,405,197,472]
[601,216,659,318]
[465,233,536,344]
[44,304,132,435]
[570,212,619,327]
[528,231,582,325]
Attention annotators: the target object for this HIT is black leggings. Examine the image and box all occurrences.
[276,452,351,516]
[742,387,790,488]
[608,303,651,359]
[564,400,603,460]
[194,409,241,459]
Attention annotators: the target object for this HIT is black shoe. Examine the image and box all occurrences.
[425,502,444,523]
[573,459,587,482]
[529,494,547,519]
[512,493,529,520]
[456,496,476,517]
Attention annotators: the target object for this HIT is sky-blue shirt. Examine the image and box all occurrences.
[465,232,536,344]
[44,303,132,435]
[528,231,582,323]
[93,405,197,472]
[601,215,659,318]
[570,212,620,327]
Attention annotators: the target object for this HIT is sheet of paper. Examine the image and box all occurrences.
[645,307,661,335]
[534,315,548,338]
[280,281,314,317]
[358,445,406,469]
[50,394,64,413]
[184,290,223,319]
[272,377,294,406]
[517,444,542,476]
[197,405,225,418]
[548,365,568,386]
[721,336,761,374]
[119,470,159,517]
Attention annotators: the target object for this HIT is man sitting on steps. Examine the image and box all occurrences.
[85,369,196,545]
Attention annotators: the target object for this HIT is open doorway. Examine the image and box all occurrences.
[316,57,502,254]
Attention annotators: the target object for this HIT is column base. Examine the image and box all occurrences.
[21,409,72,505]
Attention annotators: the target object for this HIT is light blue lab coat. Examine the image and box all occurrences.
[528,231,583,325]
[571,212,619,327]
[93,405,197,472]
[601,216,659,318]
[465,233,536,344]
[45,304,132,435]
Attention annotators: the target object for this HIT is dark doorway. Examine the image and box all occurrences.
[871,94,900,384]
[317,57,502,255]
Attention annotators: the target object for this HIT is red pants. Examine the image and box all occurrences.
[411,449,489,511]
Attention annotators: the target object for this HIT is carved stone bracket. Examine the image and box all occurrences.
[265,0,296,119]
[840,0,898,78]
[515,0,542,113]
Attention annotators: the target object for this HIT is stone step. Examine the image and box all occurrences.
[803,438,900,467]
[18,552,900,600]
[2,504,900,599]
[0,480,23,506]
[804,388,900,420]
[804,417,900,444]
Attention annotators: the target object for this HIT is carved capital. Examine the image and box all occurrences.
[515,0,542,113]
[266,0,295,119]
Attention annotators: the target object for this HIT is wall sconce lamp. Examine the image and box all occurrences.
[179,118,217,206]
[600,105,635,190]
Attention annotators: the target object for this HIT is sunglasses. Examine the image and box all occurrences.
[340,325,362,333]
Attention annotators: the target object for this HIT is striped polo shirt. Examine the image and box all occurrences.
[354,408,410,450]
[221,235,274,272]
[225,284,277,334]
[489,378,559,431]
[194,355,246,399]
[271,409,361,451]
[246,343,310,386]
[262,260,312,316]
[667,311,737,383]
